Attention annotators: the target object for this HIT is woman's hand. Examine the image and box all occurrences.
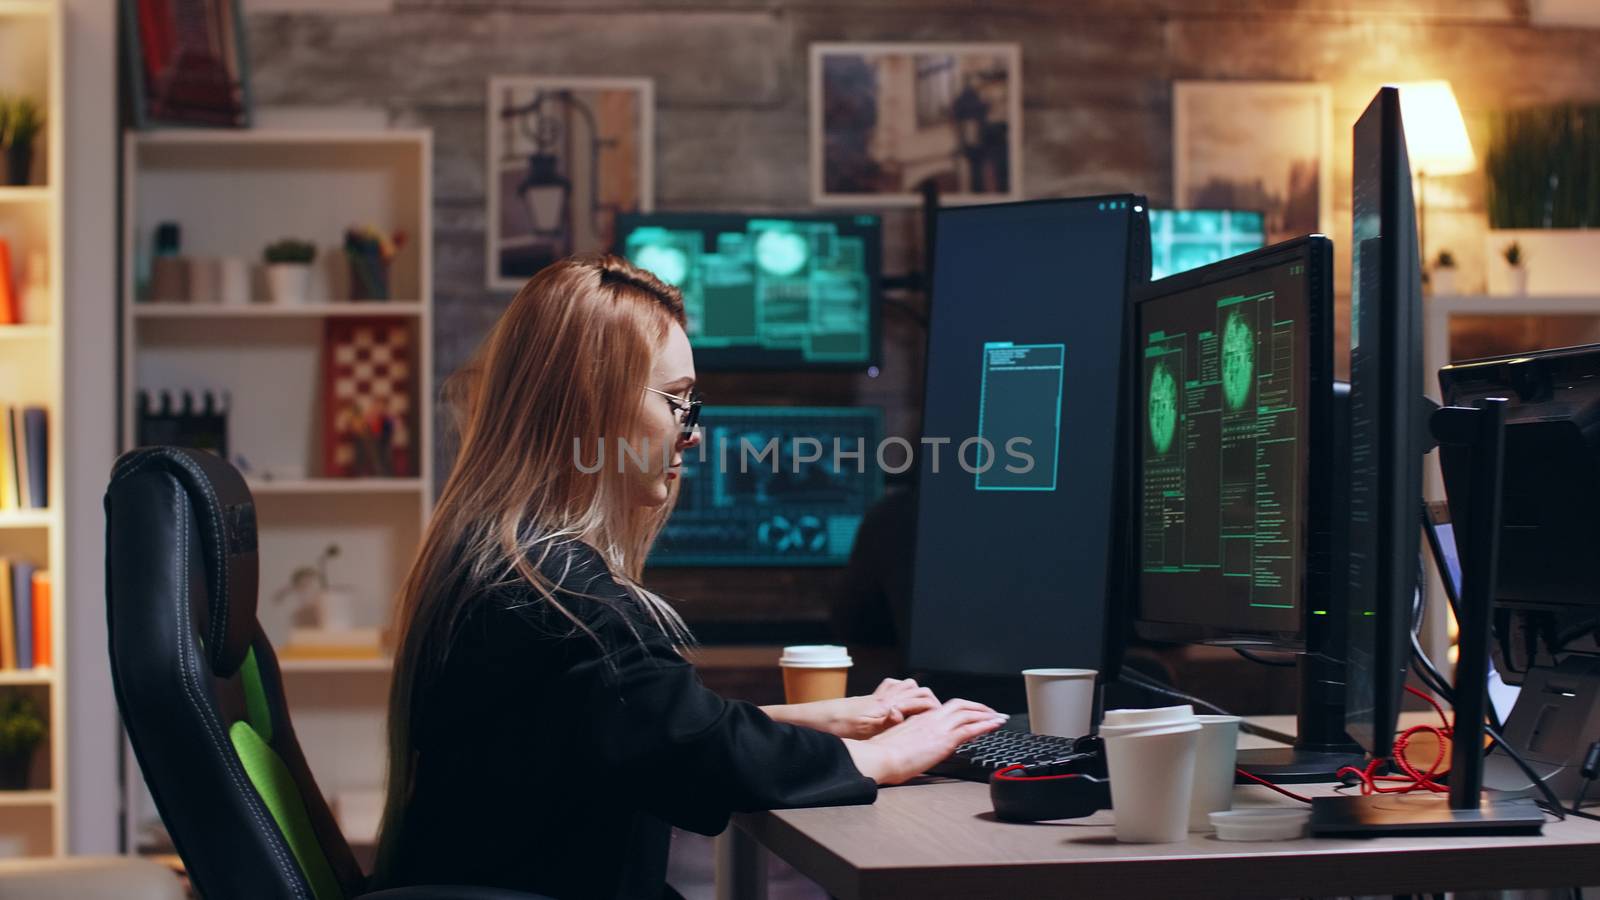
[761,678,941,740]
[843,699,1007,785]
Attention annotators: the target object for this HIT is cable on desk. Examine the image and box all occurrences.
[1233,647,1296,668]
[1114,669,1294,739]
[1234,767,1313,804]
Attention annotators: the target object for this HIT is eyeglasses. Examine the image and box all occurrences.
[644,386,703,435]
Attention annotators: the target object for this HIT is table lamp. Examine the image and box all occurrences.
[1393,80,1476,291]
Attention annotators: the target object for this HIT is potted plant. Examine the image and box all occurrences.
[263,238,317,304]
[1,96,42,186]
[1503,241,1527,296]
[0,694,45,790]
[1484,103,1600,295]
[1431,249,1459,296]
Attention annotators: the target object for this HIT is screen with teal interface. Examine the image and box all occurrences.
[616,213,880,369]
[647,406,884,567]
[976,342,1064,491]
[1149,210,1266,281]
[1137,256,1309,634]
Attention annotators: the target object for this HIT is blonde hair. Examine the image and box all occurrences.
[374,255,692,880]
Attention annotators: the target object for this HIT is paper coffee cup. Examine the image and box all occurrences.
[1101,705,1203,843]
[1189,715,1241,831]
[1021,668,1097,737]
[780,645,852,704]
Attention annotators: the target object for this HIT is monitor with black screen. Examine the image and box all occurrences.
[1436,345,1600,807]
[1341,86,1424,765]
[1148,209,1267,281]
[908,195,1147,681]
[646,406,883,567]
[615,212,881,370]
[1132,235,1362,780]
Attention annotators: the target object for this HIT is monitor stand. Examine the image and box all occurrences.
[1313,399,1545,835]
[1482,656,1600,809]
[1234,648,1366,784]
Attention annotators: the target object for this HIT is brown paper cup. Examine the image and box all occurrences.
[779,645,852,704]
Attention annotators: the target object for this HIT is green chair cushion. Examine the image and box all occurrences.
[229,720,344,900]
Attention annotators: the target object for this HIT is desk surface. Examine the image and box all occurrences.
[735,781,1600,900]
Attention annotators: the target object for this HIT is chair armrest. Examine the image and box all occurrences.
[357,887,553,900]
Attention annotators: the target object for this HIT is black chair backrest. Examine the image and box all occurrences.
[106,447,364,900]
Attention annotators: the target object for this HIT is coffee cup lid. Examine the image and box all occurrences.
[1101,705,1195,729]
[1020,668,1097,679]
[779,645,853,668]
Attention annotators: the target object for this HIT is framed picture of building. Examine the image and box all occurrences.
[487,76,653,291]
[1173,81,1333,245]
[810,43,1022,206]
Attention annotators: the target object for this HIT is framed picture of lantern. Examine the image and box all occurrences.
[486,76,654,291]
[810,42,1022,206]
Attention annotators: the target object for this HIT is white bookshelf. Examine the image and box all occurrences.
[0,0,62,860]
[121,128,434,853]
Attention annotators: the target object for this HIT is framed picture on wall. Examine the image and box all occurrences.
[487,76,654,291]
[121,0,252,128]
[810,43,1023,206]
[1172,81,1333,245]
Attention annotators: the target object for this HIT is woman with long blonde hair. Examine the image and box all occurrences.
[374,256,1004,899]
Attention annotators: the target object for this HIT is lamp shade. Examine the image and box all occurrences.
[1391,80,1477,177]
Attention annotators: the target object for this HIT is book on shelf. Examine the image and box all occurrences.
[0,559,48,672]
[0,405,47,511]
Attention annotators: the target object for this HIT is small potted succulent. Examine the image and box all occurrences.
[1431,249,1459,296]
[263,238,318,304]
[0,694,45,790]
[1503,241,1527,296]
[1,96,42,186]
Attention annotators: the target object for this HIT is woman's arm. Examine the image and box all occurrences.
[759,678,941,739]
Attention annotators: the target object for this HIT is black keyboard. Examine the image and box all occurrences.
[925,729,1083,782]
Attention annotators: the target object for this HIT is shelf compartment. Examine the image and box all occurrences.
[0,510,51,529]
[247,478,425,496]
[0,669,54,687]
[134,302,424,320]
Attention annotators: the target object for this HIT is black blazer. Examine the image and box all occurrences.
[384,541,876,899]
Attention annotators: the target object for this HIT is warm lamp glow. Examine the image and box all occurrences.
[1392,80,1477,176]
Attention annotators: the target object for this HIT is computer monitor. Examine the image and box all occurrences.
[1130,236,1363,780]
[646,406,884,567]
[1342,86,1425,763]
[1438,345,1600,641]
[615,212,881,370]
[1148,209,1267,281]
[1132,236,1336,649]
[908,195,1148,679]
[1437,345,1600,807]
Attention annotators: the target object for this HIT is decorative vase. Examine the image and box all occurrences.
[0,750,34,790]
[218,258,251,305]
[1509,266,1529,296]
[266,263,313,304]
[147,256,189,303]
[347,255,391,301]
[1432,267,1458,296]
[5,141,33,186]
[19,250,47,325]
[1486,229,1600,295]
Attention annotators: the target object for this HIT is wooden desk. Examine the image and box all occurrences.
[729,781,1600,900]
[718,712,1600,899]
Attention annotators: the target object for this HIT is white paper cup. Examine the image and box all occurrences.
[779,645,852,704]
[1104,720,1202,843]
[1188,715,1241,831]
[1021,668,1097,737]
